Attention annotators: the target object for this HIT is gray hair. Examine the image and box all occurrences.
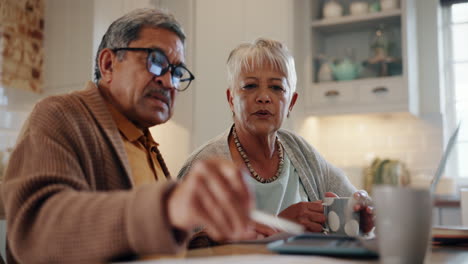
[94,8,185,82]
[226,38,297,94]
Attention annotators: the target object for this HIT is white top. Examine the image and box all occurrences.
[247,153,309,215]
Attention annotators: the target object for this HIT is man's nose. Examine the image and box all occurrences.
[153,71,176,90]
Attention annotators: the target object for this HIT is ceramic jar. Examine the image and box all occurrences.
[318,62,333,82]
[380,0,399,11]
[350,1,369,16]
[331,58,361,81]
[323,0,343,19]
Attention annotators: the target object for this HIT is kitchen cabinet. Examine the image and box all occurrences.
[302,0,418,115]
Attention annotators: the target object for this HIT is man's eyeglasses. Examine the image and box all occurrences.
[112,47,195,91]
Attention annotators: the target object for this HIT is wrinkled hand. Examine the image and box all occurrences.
[278,201,325,232]
[352,190,374,233]
[241,222,279,240]
[167,159,255,241]
[254,223,279,239]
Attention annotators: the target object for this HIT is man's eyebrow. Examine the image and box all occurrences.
[147,47,184,65]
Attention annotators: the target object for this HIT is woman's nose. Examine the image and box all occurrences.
[256,92,271,104]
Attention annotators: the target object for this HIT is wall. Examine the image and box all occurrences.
[297,113,443,190]
[0,0,45,93]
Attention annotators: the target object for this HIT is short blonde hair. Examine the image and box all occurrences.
[226,38,297,94]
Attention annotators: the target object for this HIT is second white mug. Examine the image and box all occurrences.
[373,185,432,264]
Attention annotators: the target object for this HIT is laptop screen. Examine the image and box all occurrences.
[430,122,461,194]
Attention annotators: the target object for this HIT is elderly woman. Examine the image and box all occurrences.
[179,38,373,238]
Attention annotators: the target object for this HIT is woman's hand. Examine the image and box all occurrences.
[251,223,279,240]
[352,190,375,233]
[278,201,325,232]
[212,222,278,241]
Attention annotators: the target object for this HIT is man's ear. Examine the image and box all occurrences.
[98,48,115,83]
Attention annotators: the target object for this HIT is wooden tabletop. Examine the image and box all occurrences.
[141,243,468,263]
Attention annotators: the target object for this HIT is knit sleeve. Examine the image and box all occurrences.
[1,97,187,263]
[279,129,357,200]
[296,134,357,198]
[324,161,357,198]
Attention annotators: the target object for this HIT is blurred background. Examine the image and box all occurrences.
[0,0,467,255]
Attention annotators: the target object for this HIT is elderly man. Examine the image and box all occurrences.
[2,8,253,263]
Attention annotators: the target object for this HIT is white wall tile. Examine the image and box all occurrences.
[297,112,444,190]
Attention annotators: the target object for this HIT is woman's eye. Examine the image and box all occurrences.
[271,85,284,91]
[243,84,257,89]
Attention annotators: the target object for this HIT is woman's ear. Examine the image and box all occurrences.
[226,88,235,113]
[287,92,299,117]
[98,48,115,84]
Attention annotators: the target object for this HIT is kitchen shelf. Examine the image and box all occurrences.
[310,9,401,34]
[300,0,418,116]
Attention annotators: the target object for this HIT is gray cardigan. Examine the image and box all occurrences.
[178,127,356,201]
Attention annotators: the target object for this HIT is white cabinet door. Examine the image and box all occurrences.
[309,82,357,105]
[358,77,406,104]
[307,76,409,115]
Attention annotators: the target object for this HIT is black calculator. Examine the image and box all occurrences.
[267,233,379,259]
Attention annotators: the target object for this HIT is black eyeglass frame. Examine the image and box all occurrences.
[112,47,195,91]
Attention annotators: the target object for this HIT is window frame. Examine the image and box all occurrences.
[442,1,468,187]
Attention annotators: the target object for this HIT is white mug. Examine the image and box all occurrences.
[323,197,360,236]
[373,186,432,264]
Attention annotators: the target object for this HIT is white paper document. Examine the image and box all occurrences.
[230,232,294,244]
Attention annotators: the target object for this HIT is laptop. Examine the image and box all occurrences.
[268,122,462,258]
[430,122,461,194]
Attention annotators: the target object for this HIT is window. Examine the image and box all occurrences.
[442,1,468,183]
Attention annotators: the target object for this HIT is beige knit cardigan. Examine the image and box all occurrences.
[1,82,186,263]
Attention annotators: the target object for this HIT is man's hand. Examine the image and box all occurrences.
[278,201,325,232]
[352,190,374,233]
[166,159,254,241]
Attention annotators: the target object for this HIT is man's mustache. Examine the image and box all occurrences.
[145,87,171,106]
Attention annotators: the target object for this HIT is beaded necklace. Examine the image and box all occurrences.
[232,127,284,183]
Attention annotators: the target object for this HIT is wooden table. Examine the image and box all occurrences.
[142,243,468,263]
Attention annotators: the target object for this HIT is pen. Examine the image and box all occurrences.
[250,209,305,235]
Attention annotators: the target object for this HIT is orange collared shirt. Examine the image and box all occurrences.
[107,103,168,187]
